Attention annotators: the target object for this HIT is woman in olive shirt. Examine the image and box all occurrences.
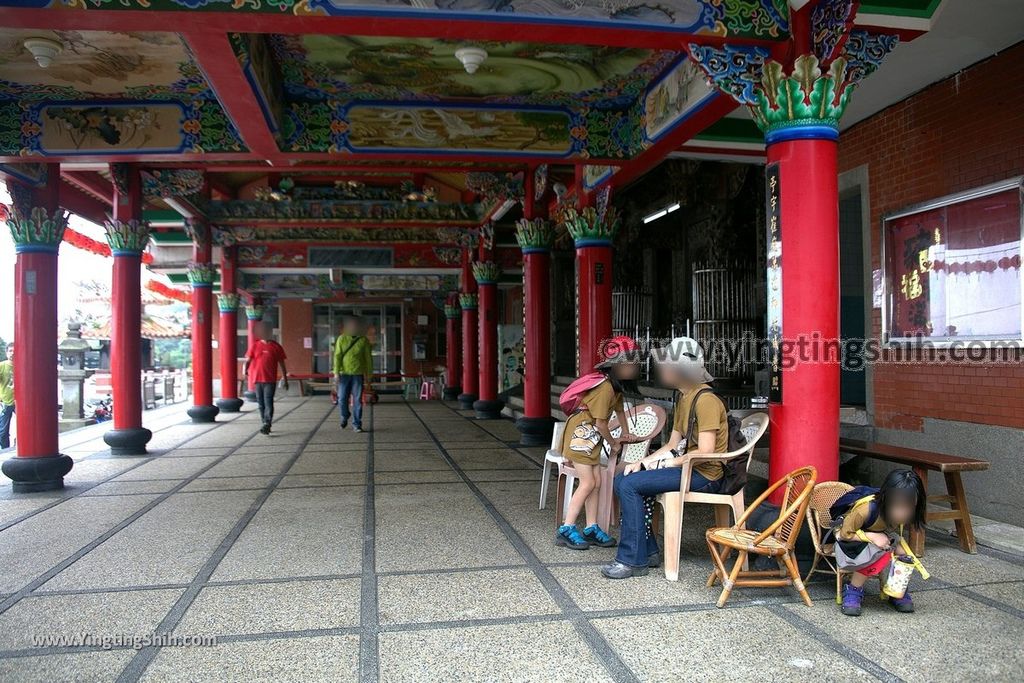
[602,337,728,580]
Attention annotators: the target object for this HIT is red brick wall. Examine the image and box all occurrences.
[279,299,314,374]
[838,43,1024,431]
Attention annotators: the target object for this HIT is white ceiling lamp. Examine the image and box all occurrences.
[643,202,681,224]
[455,46,488,75]
[24,37,63,68]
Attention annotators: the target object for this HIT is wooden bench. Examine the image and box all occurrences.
[839,438,990,556]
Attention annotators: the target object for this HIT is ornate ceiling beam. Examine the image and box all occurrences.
[61,171,113,207]
[0,6,788,51]
[182,32,282,163]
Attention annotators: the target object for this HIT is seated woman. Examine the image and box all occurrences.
[601,336,729,580]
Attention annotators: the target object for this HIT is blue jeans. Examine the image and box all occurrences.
[613,466,723,568]
[337,375,364,428]
[0,403,13,450]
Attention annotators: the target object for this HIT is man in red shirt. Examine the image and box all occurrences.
[243,322,289,434]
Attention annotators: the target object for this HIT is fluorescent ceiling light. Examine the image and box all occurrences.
[643,201,681,224]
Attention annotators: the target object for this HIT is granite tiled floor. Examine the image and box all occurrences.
[0,396,1021,682]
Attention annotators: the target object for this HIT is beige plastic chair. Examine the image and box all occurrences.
[804,481,857,603]
[654,412,769,581]
[554,404,665,530]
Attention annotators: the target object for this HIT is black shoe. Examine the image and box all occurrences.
[647,552,662,568]
[601,561,649,579]
[259,424,269,435]
[340,420,348,429]
[353,426,363,433]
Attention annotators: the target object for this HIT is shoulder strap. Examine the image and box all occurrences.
[683,388,714,447]
[337,336,360,362]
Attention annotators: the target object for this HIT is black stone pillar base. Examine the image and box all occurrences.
[516,416,556,447]
[473,398,506,420]
[457,393,478,410]
[442,385,461,401]
[243,390,257,402]
[103,427,153,456]
[216,397,244,413]
[2,453,74,493]
[187,404,220,423]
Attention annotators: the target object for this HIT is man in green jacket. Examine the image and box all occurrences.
[333,317,373,432]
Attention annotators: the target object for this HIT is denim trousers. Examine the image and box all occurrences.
[613,466,722,568]
[337,374,364,428]
[0,403,13,449]
[255,383,276,425]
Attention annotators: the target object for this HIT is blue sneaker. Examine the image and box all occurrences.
[555,524,589,550]
[582,524,617,548]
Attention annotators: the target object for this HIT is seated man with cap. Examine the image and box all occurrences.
[602,337,730,580]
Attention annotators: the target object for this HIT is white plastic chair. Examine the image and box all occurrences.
[539,422,566,510]
[654,412,769,581]
[554,404,666,531]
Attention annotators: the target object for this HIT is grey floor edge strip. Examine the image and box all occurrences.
[765,603,905,683]
[113,401,334,683]
[0,401,316,618]
[359,404,380,683]
[405,401,640,683]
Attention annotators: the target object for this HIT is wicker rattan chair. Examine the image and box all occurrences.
[804,481,854,601]
[705,466,818,608]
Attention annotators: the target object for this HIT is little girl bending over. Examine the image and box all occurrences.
[555,336,641,551]
[834,469,928,616]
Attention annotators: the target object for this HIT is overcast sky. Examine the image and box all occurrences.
[0,184,150,343]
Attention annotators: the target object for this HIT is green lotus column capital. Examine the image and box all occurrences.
[444,303,460,320]
[6,206,69,254]
[515,218,556,253]
[217,293,240,313]
[459,293,478,311]
[245,304,264,321]
[752,54,853,144]
[104,219,152,255]
[561,207,619,248]
[186,261,217,288]
[472,261,501,286]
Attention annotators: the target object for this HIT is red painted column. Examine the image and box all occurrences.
[514,214,556,446]
[443,296,462,400]
[103,165,153,455]
[216,246,243,413]
[472,260,504,419]
[766,134,841,493]
[186,220,219,423]
[243,300,263,401]
[457,247,479,409]
[2,170,74,492]
[575,242,614,374]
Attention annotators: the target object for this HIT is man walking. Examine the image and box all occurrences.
[333,317,373,433]
[0,343,14,450]
[243,322,288,435]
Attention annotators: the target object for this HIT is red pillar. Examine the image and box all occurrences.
[472,260,504,419]
[102,164,153,454]
[2,169,74,492]
[443,296,462,400]
[186,220,219,423]
[515,213,556,445]
[766,133,841,493]
[243,300,263,401]
[576,243,614,374]
[216,247,243,413]
[457,247,479,409]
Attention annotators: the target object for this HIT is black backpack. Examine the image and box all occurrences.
[683,388,748,494]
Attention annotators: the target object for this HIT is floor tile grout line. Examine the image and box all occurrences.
[927,577,1024,620]
[0,413,242,533]
[404,400,640,683]
[5,574,1021,660]
[431,401,546,469]
[0,400,317,616]
[359,403,380,683]
[765,603,906,683]
[114,401,336,683]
